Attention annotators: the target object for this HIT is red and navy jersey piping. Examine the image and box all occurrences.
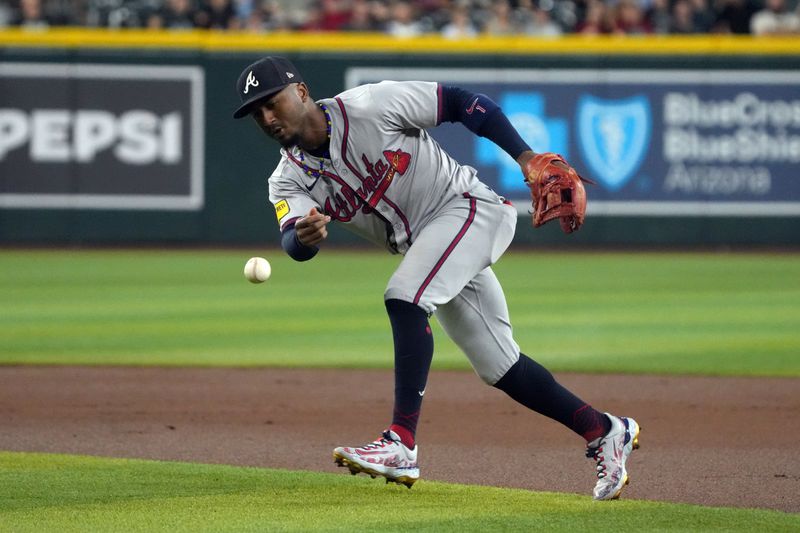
[412,193,478,305]
[436,83,444,126]
[335,96,413,244]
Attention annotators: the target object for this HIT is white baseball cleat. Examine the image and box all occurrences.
[586,413,641,501]
[333,430,419,488]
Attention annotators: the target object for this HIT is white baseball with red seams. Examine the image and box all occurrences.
[243,257,271,283]
[268,81,520,385]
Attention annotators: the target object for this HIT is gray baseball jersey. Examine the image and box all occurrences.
[268,80,520,383]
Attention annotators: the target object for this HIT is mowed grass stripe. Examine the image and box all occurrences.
[0,452,797,532]
[0,250,798,376]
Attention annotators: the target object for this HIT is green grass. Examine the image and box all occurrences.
[1,452,797,532]
[1,249,798,376]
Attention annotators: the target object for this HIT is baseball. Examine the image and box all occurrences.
[243,257,271,283]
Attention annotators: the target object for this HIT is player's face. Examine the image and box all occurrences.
[250,84,307,148]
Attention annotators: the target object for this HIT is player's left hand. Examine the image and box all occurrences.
[295,207,331,246]
[519,151,595,234]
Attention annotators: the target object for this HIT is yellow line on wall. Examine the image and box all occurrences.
[0,28,798,55]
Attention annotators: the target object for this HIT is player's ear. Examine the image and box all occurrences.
[295,82,310,102]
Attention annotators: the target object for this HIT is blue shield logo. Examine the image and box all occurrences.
[577,95,651,191]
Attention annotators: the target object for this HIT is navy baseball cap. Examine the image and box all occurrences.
[233,56,303,119]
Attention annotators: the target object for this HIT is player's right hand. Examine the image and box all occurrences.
[295,207,331,246]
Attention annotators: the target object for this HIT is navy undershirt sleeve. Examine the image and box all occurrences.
[440,85,531,161]
[281,222,319,262]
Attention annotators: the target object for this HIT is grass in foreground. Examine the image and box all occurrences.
[1,452,797,532]
[1,249,799,376]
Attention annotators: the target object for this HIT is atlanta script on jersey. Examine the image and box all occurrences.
[268,81,486,254]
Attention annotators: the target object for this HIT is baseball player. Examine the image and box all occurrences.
[233,56,640,500]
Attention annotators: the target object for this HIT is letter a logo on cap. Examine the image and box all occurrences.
[243,71,259,94]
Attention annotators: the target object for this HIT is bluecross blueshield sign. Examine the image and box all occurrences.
[346,68,800,216]
[0,63,204,210]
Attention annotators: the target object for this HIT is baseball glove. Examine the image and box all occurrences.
[523,152,595,234]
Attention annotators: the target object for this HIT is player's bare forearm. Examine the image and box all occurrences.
[295,207,331,246]
[516,150,536,169]
[518,149,571,173]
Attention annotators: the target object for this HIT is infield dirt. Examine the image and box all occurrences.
[1,366,797,512]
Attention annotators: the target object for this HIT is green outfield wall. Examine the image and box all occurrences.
[1,30,798,246]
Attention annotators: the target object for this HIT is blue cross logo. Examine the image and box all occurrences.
[476,92,568,192]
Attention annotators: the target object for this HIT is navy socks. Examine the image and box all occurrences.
[385,301,609,446]
[385,298,433,449]
[494,353,611,442]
